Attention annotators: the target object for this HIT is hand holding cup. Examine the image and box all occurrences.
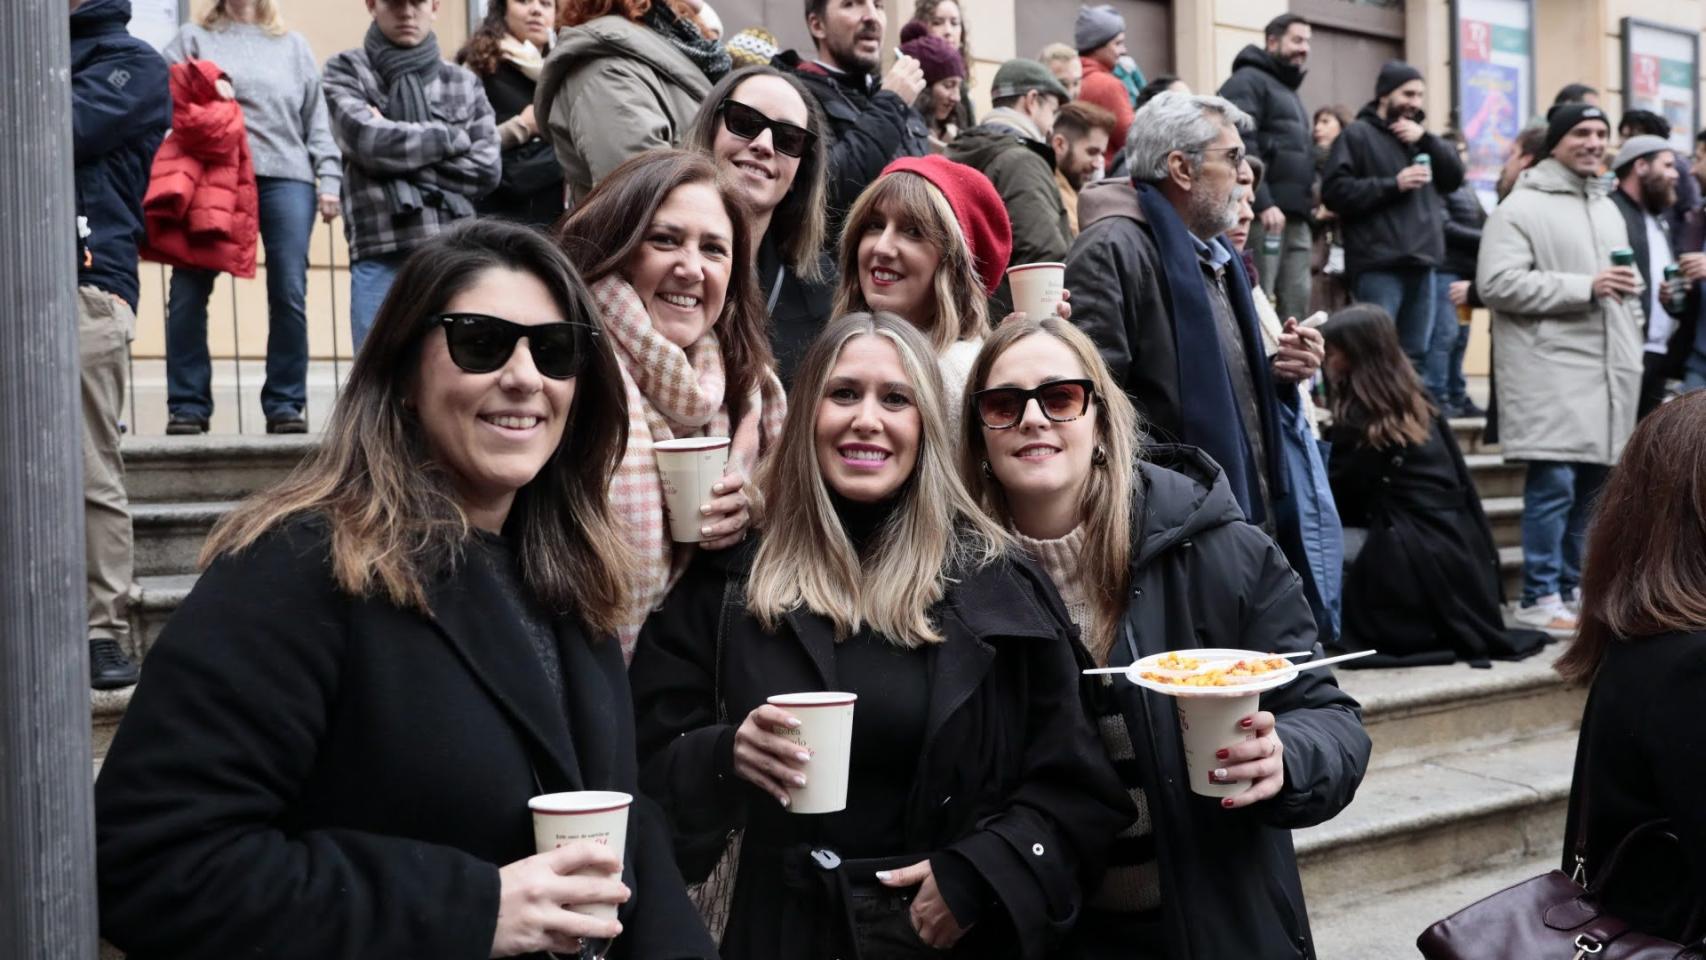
[733,704,810,807]
[698,468,753,551]
[1213,710,1286,810]
[490,841,627,958]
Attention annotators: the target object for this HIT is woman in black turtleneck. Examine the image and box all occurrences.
[631,312,1129,960]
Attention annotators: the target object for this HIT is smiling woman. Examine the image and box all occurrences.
[556,149,787,659]
[95,220,719,960]
[630,312,1130,960]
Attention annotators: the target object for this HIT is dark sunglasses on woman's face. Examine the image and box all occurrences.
[429,313,590,380]
[973,379,1095,430]
[719,99,815,158]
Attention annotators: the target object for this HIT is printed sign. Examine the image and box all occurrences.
[1454,1,1534,211]
[1623,18,1700,158]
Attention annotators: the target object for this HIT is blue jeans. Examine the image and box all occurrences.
[350,253,406,353]
[165,176,314,420]
[1355,267,1438,391]
[1519,461,1610,605]
[1426,271,1472,403]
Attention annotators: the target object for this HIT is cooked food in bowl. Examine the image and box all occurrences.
[1139,656,1293,687]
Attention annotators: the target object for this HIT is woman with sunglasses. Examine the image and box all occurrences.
[556,149,786,659]
[95,220,717,960]
[959,317,1371,960]
[833,156,1012,425]
[685,65,836,384]
[631,311,1129,960]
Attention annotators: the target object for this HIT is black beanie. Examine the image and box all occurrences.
[1375,60,1423,98]
[1544,103,1609,154]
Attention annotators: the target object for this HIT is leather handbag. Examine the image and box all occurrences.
[1417,819,1706,959]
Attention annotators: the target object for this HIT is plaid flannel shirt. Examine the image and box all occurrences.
[322,48,500,261]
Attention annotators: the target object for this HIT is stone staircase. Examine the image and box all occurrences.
[94,420,1575,959]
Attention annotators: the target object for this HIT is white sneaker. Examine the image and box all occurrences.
[1513,594,1578,637]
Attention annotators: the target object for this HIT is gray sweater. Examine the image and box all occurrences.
[163,22,341,194]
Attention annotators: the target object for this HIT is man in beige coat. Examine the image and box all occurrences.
[1476,103,1642,635]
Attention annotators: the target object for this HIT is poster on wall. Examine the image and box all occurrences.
[1623,18,1700,159]
[1452,0,1533,211]
[127,0,185,51]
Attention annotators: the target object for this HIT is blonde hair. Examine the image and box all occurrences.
[747,312,1009,647]
[959,317,1139,661]
[199,0,286,34]
[832,172,989,353]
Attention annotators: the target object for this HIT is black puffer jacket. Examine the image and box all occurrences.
[1075,446,1371,960]
[1217,46,1314,219]
[773,50,928,225]
[1321,102,1465,276]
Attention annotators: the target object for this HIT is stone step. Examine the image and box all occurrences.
[1335,646,1581,772]
[1500,545,1522,599]
[1466,453,1524,500]
[1447,416,1496,455]
[129,573,197,657]
[92,687,133,763]
[1295,730,1575,912]
[1483,495,1522,550]
[1310,851,1556,958]
[132,501,237,578]
[122,434,315,504]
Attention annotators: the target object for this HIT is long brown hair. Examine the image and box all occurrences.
[201,220,636,634]
[559,0,705,30]
[1556,391,1706,683]
[457,0,546,77]
[556,149,773,427]
[1321,304,1436,449]
[910,0,973,87]
[747,312,1008,647]
[959,317,1139,659]
[832,171,989,351]
[683,65,829,282]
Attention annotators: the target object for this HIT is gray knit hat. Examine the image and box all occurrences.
[1612,134,1673,173]
[1075,4,1125,54]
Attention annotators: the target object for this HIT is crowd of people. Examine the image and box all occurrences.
[68,0,1706,955]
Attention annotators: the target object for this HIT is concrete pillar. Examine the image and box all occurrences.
[0,1,100,957]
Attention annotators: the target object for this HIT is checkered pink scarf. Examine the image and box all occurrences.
[593,275,785,661]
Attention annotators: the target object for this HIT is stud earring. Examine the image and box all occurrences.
[980,459,994,479]
[1092,445,1108,466]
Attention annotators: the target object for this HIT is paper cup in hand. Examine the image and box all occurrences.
[1174,693,1260,798]
[529,791,632,921]
[767,692,857,813]
[1006,262,1066,319]
[653,437,731,543]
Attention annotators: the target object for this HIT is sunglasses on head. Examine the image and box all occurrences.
[429,313,590,380]
[719,99,815,158]
[973,379,1095,430]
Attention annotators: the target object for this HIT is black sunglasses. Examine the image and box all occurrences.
[719,99,815,159]
[428,313,591,380]
[973,379,1095,430]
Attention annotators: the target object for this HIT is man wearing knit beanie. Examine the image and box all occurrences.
[947,59,1073,309]
[1321,60,1464,392]
[1477,90,1642,636]
[1075,5,1135,158]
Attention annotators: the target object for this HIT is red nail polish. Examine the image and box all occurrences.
[1221,798,1235,809]
[1239,717,1255,729]
[1215,748,1230,760]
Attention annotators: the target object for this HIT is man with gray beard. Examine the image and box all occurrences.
[1066,91,1322,528]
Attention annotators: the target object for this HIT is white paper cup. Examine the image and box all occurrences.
[766,692,857,813]
[653,437,731,543]
[1174,692,1260,798]
[528,790,632,921]
[1006,262,1066,319]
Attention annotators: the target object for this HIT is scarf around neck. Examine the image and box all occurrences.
[642,1,731,83]
[499,34,544,81]
[592,274,785,660]
[1132,180,1285,524]
[363,23,468,217]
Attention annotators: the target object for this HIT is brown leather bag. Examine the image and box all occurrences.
[1417,820,1706,959]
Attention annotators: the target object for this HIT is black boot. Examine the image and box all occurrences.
[90,637,139,690]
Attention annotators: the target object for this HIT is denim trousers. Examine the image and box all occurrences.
[1425,271,1472,403]
[1519,461,1611,605]
[1354,267,1438,389]
[165,176,314,421]
[349,252,406,353]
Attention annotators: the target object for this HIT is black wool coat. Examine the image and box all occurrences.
[1321,103,1465,277]
[477,61,567,228]
[630,543,1132,960]
[1070,447,1371,960]
[95,518,715,960]
[1328,415,1547,668]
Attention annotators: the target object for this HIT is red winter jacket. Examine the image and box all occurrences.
[1078,56,1135,157]
[142,58,258,278]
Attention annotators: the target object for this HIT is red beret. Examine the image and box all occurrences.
[878,155,1013,295]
